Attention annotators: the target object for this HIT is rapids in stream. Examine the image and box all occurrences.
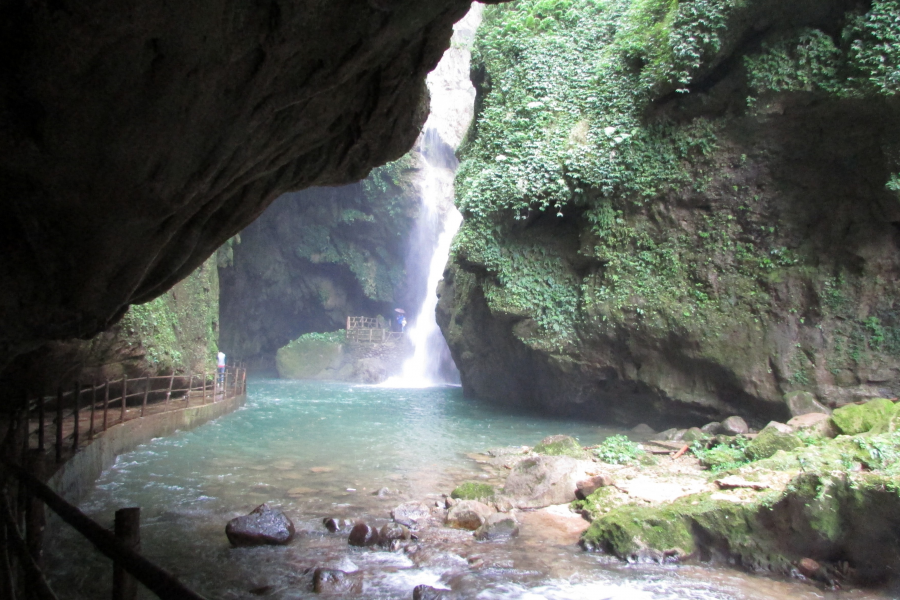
[45,380,890,600]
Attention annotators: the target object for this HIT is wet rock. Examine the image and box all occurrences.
[631,423,655,435]
[502,455,593,509]
[533,435,586,458]
[700,422,722,435]
[379,522,411,546]
[784,391,831,417]
[651,428,681,441]
[391,501,433,529]
[832,398,897,435]
[745,422,803,461]
[446,500,494,530]
[474,512,519,541]
[225,504,295,547]
[373,487,392,497]
[575,475,614,500]
[348,522,380,547]
[323,518,353,533]
[786,413,837,439]
[312,568,363,594]
[413,585,455,600]
[720,416,749,436]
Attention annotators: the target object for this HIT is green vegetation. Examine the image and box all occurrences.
[283,330,347,347]
[450,0,900,394]
[119,256,219,373]
[450,482,496,501]
[276,333,344,380]
[533,434,587,457]
[290,154,417,303]
[594,434,644,465]
[692,436,750,471]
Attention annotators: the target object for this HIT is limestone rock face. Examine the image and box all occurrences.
[438,0,900,426]
[0,0,501,371]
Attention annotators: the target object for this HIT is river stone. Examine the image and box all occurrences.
[784,391,831,417]
[575,475,614,500]
[323,518,353,533]
[446,500,494,531]
[745,422,803,461]
[391,501,432,529]
[631,423,655,435]
[502,455,593,509]
[720,416,749,436]
[225,504,295,547]
[379,522,411,545]
[532,435,586,458]
[312,568,363,594]
[474,512,519,541]
[786,413,837,439]
[832,398,897,435]
[413,585,455,600]
[701,422,722,435]
[651,428,681,441]
[348,522,380,547]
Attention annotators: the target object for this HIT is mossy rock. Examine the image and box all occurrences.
[832,398,897,435]
[275,338,343,379]
[450,482,495,501]
[533,435,586,458]
[697,444,749,471]
[745,423,803,461]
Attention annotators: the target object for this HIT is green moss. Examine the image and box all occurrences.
[118,255,219,374]
[832,398,897,435]
[275,337,343,379]
[745,425,803,461]
[533,434,586,457]
[450,482,496,501]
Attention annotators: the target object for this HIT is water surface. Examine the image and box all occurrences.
[46,379,894,600]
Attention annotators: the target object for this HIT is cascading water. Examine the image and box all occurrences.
[384,7,481,387]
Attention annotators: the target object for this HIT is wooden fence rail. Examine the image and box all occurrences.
[0,364,248,599]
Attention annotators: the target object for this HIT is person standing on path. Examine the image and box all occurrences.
[217,351,226,384]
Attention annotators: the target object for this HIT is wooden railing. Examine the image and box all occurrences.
[344,316,403,343]
[0,365,247,599]
[20,366,246,465]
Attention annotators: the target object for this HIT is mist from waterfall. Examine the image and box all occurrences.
[382,6,481,388]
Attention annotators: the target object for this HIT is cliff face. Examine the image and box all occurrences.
[218,158,419,367]
[2,255,220,395]
[0,0,502,372]
[438,0,900,427]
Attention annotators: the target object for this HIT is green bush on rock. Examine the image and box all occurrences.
[594,435,644,465]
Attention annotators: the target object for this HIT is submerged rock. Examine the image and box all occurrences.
[225,504,295,547]
[323,518,354,533]
[474,512,520,541]
[413,585,455,600]
[312,568,363,594]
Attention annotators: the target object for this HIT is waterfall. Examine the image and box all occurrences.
[383,5,481,388]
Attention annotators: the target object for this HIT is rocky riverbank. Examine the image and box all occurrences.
[235,396,900,594]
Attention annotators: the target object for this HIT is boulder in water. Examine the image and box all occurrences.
[323,518,353,533]
[391,501,432,529]
[312,568,363,594]
[225,504,295,547]
[348,522,381,547]
[446,500,494,530]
